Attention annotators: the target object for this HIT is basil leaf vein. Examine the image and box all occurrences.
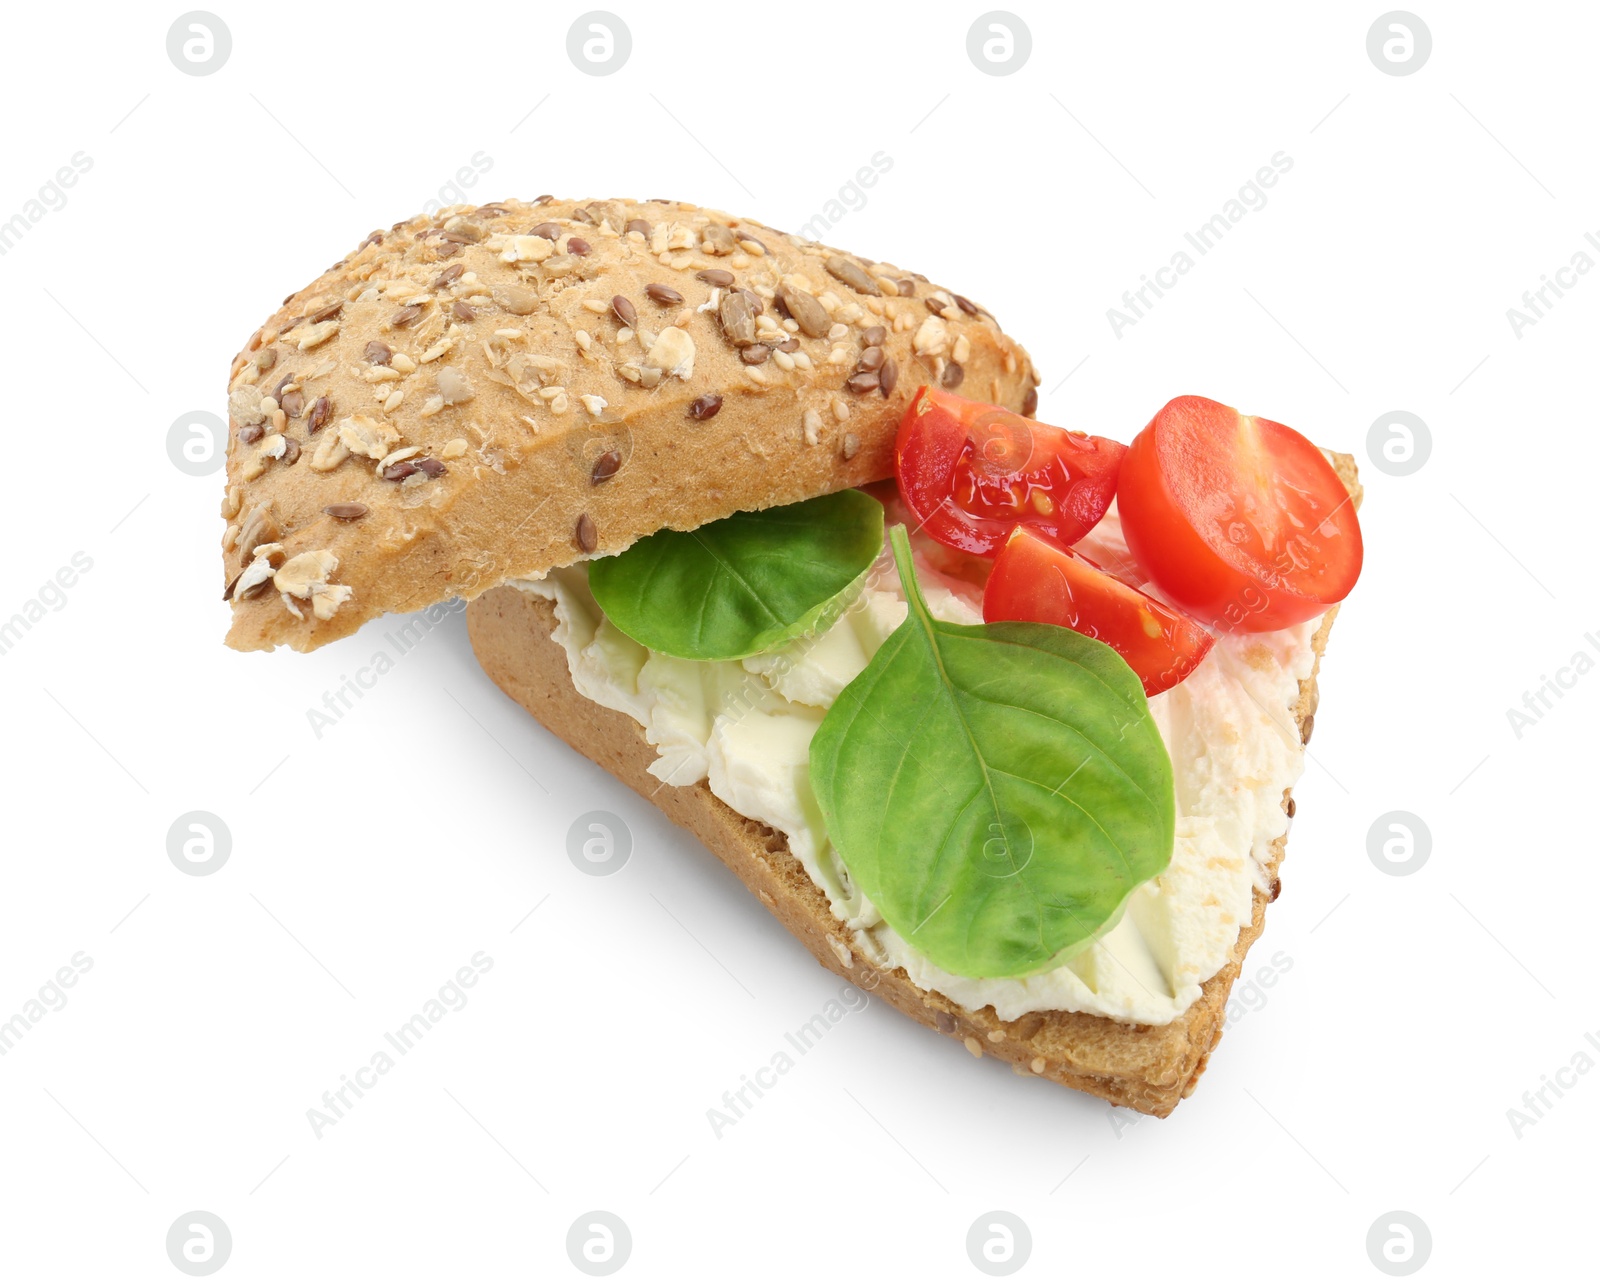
[809,526,1176,979]
[588,490,884,661]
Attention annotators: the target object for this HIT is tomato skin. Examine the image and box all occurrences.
[1117,396,1362,633]
[983,528,1214,697]
[895,387,1126,557]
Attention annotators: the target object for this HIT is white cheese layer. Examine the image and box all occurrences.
[512,516,1320,1026]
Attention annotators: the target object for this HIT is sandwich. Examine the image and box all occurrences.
[220,197,1363,1116]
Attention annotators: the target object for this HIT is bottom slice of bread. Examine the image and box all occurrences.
[463,457,1356,1116]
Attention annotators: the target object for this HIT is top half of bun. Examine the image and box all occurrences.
[219,196,1040,652]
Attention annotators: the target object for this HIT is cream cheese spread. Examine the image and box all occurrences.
[512,508,1321,1026]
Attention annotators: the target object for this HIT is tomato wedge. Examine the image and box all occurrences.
[895,387,1126,557]
[1117,396,1362,633]
[983,528,1214,696]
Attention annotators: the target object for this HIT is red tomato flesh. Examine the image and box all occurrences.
[895,387,1126,557]
[983,528,1214,697]
[1116,396,1362,632]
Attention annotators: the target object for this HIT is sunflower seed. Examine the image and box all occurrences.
[494,284,540,314]
[825,256,880,296]
[777,284,831,337]
[718,292,756,345]
[701,224,737,255]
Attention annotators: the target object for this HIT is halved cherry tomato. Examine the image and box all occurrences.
[895,387,1126,557]
[1117,396,1362,633]
[983,528,1214,696]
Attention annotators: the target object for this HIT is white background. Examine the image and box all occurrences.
[1,0,1592,1282]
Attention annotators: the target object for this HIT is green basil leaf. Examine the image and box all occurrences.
[588,490,884,660]
[809,526,1175,979]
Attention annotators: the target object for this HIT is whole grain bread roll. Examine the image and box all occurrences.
[220,197,1039,651]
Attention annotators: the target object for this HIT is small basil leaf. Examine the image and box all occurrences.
[809,526,1175,979]
[588,490,884,660]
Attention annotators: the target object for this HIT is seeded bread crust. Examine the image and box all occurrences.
[220,198,1039,652]
[465,455,1360,1117]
